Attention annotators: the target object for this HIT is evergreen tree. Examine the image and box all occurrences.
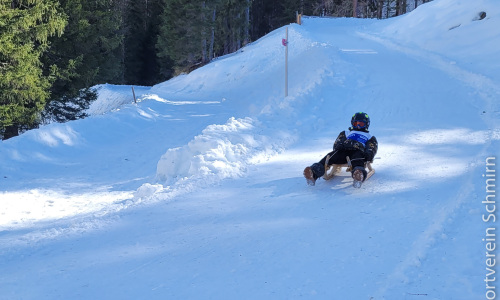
[157,0,209,75]
[280,0,302,25]
[123,0,162,85]
[41,0,124,123]
[250,0,290,41]
[214,0,251,56]
[0,0,67,139]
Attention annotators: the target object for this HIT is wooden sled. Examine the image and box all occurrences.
[322,155,375,181]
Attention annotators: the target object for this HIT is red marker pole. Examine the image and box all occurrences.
[284,27,288,97]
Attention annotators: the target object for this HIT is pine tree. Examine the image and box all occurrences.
[214,0,251,56]
[250,0,291,41]
[280,0,302,25]
[157,0,209,75]
[41,0,124,123]
[0,0,67,139]
[123,0,162,85]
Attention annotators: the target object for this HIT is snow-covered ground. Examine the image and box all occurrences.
[1,0,499,299]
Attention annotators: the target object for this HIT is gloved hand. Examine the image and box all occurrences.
[334,142,345,151]
[364,150,374,162]
[343,139,362,150]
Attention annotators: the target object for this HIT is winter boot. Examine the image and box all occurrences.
[303,166,317,186]
[352,166,367,188]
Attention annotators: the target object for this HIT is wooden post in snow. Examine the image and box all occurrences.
[284,27,288,97]
[132,86,137,104]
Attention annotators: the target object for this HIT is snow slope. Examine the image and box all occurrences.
[1,0,499,299]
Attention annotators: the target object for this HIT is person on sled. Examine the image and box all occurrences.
[303,112,378,187]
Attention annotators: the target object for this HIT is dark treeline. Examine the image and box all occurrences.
[0,0,431,139]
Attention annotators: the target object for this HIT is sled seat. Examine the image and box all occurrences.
[322,155,375,181]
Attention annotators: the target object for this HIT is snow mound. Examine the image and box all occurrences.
[381,0,500,39]
[87,84,151,115]
[156,117,268,183]
[148,24,319,105]
[133,183,164,200]
[379,0,500,79]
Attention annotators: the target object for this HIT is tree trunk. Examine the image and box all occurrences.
[377,0,383,19]
[201,1,207,63]
[208,7,216,60]
[244,0,250,45]
[353,0,358,17]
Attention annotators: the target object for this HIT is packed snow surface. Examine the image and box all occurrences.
[1,0,499,299]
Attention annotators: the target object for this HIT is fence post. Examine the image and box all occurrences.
[285,27,288,97]
[131,86,137,104]
[296,11,302,25]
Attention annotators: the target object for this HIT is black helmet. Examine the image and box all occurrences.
[351,112,370,130]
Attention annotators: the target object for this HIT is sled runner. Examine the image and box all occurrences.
[322,155,375,181]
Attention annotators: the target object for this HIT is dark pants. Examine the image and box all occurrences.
[311,149,366,179]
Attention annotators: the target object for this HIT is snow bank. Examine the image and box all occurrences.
[156,117,270,183]
[87,84,151,115]
[136,116,295,203]
[148,24,320,108]
[379,0,500,79]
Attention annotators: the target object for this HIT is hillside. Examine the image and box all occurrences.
[1,0,499,299]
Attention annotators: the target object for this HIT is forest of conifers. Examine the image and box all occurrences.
[0,0,431,139]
